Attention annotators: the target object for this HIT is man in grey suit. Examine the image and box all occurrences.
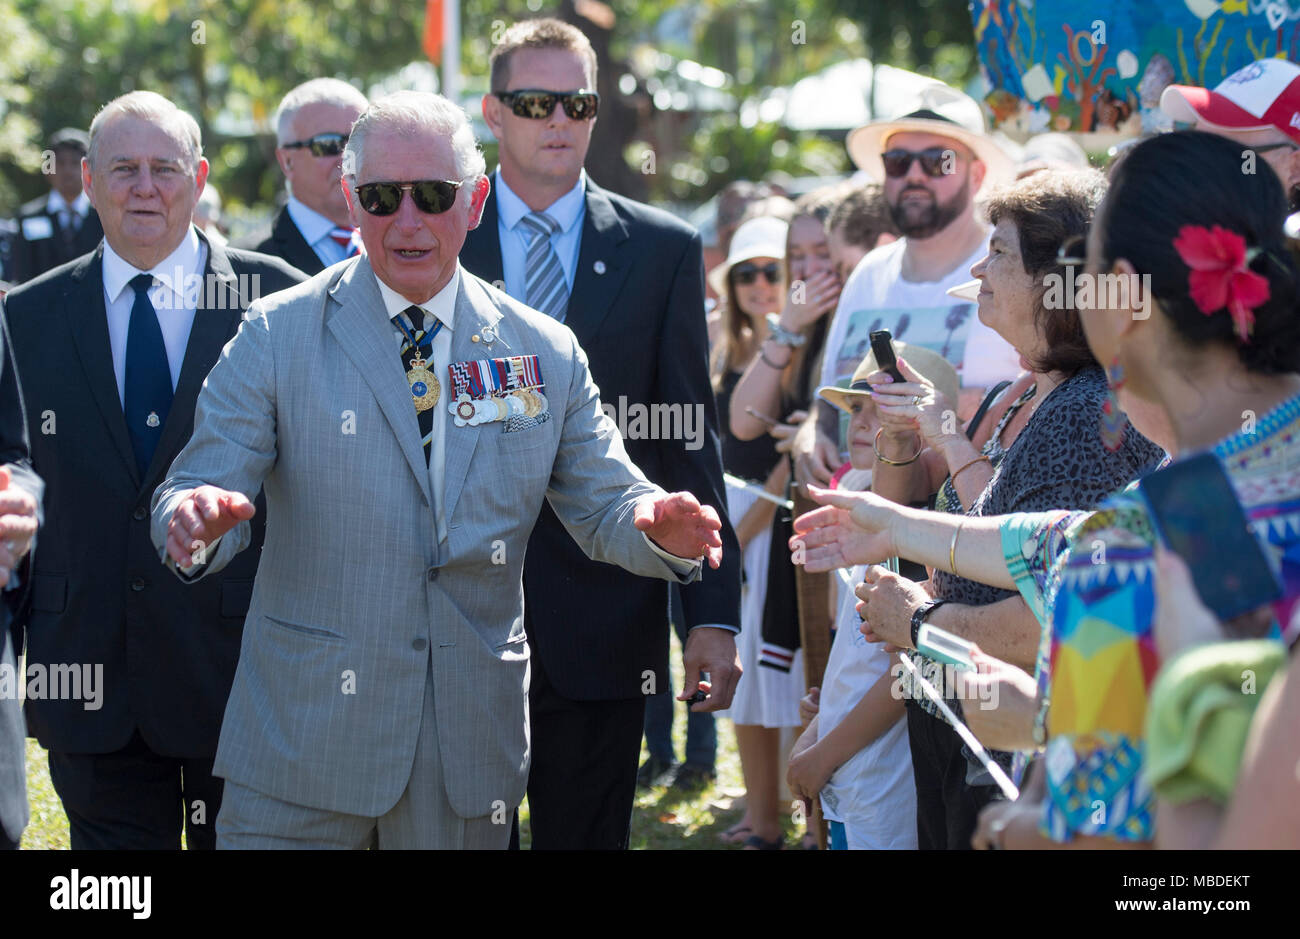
[151,91,735,849]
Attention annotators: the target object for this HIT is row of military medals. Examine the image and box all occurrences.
[450,352,548,426]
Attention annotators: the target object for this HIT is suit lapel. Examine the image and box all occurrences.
[460,190,505,288]
[144,232,243,490]
[273,206,326,275]
[327,257,434,507]
[440,272,504,525]
[564,181,630,344]
[64,247,140,486]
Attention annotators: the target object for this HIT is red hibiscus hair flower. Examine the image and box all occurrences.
[1171,224,1270,342]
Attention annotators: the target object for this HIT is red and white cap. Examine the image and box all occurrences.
[1161,58,1300,144]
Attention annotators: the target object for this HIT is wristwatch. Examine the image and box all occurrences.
[909,598,948,649]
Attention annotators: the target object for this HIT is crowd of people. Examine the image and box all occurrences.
[0,16,1297,852]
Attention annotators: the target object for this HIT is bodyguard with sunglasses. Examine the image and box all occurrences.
[463,18,741,850]
[240,79,369,274]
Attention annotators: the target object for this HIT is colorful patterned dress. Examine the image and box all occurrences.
[998,391,1300,842]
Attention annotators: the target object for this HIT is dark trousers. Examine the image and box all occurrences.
[905,701,1004,850]
[520,648,647,850]
[642,586,716,768]
[46,729,223,850]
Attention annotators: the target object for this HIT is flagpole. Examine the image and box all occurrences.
[442,0,460,102]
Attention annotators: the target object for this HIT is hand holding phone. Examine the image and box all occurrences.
[915,622,977,671]
[869,329,905,384]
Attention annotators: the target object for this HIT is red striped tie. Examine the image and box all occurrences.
[329,227,359,257]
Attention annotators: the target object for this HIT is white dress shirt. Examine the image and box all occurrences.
[47,189,92,231]
[373,265,458,546]
[101,226,207,405]
[286,196,354,268]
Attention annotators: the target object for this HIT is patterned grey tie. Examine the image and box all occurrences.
[519,211,569,322]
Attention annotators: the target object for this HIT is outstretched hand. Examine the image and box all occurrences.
[789,485,898,572]
[634,491,723,569]
[166,486,256,569]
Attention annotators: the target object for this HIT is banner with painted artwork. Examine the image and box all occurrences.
[971,1,1300,141]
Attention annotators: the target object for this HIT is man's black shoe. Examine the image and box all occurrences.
[669,762,716,792]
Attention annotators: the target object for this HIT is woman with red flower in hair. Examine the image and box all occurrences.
[791,131,1300,849]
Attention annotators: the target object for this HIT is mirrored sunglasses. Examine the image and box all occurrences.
[282,132,349,157]
[354,179,466,216]
[731,262,782,286]
[493,89,600,121]
[881,147,953,179]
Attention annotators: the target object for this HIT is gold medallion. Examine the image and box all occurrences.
[406,354,440,412]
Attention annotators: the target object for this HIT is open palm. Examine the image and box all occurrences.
[790,486,897,571]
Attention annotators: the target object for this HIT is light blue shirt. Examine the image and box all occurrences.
[493,168,586,303]
[286,196,353,268]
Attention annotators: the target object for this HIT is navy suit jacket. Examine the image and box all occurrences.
[461,178,741,700]
[238,205,325,276]
[2,232,305,757]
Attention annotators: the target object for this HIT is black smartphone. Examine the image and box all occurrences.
[1138,452,1281,624]
[869,329,905,383]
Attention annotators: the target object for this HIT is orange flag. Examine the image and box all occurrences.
[423,0,444,64]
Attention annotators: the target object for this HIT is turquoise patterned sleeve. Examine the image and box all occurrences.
[1000,510,1084,625]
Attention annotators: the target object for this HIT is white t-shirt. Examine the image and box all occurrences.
[819,237,1021,443]
[817,563,917,848]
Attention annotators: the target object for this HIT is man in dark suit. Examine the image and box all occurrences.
[0,313,42,852]
[2,91,304,849]
[463,18,742,850]
[238,79,368,274]
[8,129,104,284]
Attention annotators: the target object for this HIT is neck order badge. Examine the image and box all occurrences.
[394,308,443,412]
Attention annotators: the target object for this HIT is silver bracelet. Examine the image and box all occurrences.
[765,313,806,348]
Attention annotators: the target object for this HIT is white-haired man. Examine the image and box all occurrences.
[151,91,733,849]
[2,90,304,849]
[242,78,369,273]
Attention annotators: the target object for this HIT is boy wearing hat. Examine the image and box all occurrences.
[8,128,104,284]
[787,343,958,849]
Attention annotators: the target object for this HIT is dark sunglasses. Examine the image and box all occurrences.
[881,147,955,179]
[354,179,466,216]
[731,262,782,286]
[493,89,600,121]
[282,132,349,157]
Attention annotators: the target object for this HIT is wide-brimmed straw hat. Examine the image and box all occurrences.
[846,83,1012,194]
[817,340,959,414]
[707,215,788,296]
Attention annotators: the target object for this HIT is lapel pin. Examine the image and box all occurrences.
[146,412,160,428]
[594,260,606,275]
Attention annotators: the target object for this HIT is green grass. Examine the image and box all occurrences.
[22,633,801,849]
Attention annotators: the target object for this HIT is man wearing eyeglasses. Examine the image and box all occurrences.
[462,18,740,850]
[2,91,304,849]
[151,90,730,849]
[241,79,369,274]
[1161,58,1300,213]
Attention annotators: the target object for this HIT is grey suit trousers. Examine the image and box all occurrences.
[216,654,509,849]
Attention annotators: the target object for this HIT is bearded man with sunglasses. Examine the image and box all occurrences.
[793,83,1022,494]
[151,90,729,849]
[240,79,369,274]
[462,18,740,851]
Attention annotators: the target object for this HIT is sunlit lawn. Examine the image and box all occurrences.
[22,632,802,849]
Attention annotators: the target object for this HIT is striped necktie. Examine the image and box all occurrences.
[329,227,360,258]
[519,212,568,322]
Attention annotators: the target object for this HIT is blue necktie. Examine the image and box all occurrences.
[519,212,569,322]
[123,273,173,477]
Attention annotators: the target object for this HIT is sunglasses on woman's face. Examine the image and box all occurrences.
[731,262,782,286]
[881,147,954,179]
[354,179,466,216]
[493,89,600,121]
[282,132,349,157]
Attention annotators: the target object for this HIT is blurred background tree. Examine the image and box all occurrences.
[0,0,978,222]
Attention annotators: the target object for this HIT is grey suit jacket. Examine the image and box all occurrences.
[152,256,695,819]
